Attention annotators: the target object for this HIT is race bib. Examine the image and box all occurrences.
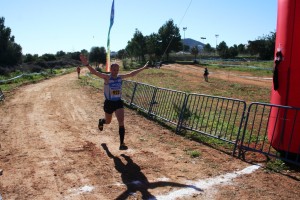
[111,89,121,98]
[111,90,120,95]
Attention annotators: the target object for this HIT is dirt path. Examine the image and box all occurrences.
[0,70,299,200]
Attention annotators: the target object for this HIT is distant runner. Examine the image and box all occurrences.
[204,67,209,82]
[77,66,81,79]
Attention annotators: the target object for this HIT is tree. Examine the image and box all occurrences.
[69,51,81,61]
[0,17,22,67]
[228,45,238,58]
[247,32,275,60]
[99,47,107,65]
[126,29,146,62]
[89,46,106,66]
[80,49,89,58]
[203,43,214,53]
[117,49,126,59]
[40,53,56,61]
[191,46,199,60]
[217,41,238,59]
[237,44,247,54]
[145,33,162,62]
[23,53,38,63]
[125,41,134,61]
[217,41,229,58]
[56,50,66,58]
[158,19,181,60]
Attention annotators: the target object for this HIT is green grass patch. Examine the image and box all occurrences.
[184,131,234,153]
[203,60,273,77]
[184,148,201,158]
[265,159,290,172]
[128,67,271,103]
[79,73,104,89]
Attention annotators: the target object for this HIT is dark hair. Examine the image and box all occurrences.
[111,64,119,68]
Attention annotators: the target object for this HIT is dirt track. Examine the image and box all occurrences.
[0,69,300,200]
[165,64,272,88]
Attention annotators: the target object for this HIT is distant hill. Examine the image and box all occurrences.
[182,38,205,50]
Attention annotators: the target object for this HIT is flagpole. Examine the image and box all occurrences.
[106,0,115,72]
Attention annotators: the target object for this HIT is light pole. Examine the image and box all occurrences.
[200,37,206,50]
[183,27,187,59]
[200,37,206,62]
[215,34,219,55]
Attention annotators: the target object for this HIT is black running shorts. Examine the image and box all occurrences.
[103,99,124,114]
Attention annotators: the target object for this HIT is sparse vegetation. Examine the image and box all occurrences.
[0,68,75,91]
[184,148,201,158]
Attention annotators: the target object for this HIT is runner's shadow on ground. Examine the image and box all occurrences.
[101,143,202,200]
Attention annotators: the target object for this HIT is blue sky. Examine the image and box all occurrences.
[1,0,277,56]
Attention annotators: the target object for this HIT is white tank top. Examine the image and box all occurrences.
[104,75,122,101]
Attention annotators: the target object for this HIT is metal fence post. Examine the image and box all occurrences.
[233,102,247,156]
[0,88,5,101]
[176,94,188,133]
[148,88,158,116]
[129,81,138,106]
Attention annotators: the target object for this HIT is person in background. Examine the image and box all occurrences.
[77,66,81,79]
[203,67,209,82]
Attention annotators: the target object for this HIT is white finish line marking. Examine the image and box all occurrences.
[64,185,94,199]
[64,165,260,199]
[154,165,260,200]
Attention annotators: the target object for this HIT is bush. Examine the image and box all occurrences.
[30,65,43,73]
[122,59,130,70]
[0,67,12,76]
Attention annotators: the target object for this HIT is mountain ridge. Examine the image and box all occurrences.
[182,38,205,50]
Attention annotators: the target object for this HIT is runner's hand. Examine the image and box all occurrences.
[80,54,89,66]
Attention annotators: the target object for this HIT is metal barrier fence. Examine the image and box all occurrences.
[122,80,300,166]
[122,80,187,126]
[178,93,246,154]
[238,102,300,166]
[0,88,4,101]
[123,80,245,149]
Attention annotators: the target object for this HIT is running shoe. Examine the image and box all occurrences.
[98,119,104,131]
[119,143,128,150]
